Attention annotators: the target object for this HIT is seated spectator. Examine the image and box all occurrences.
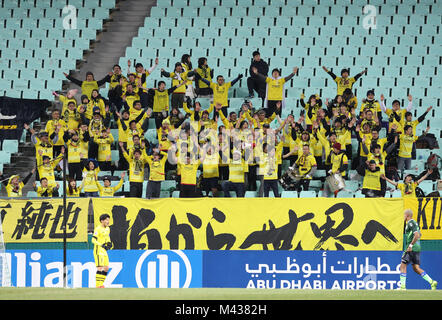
[33,178,59,198]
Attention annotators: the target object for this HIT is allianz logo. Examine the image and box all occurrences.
[135,250,193,288]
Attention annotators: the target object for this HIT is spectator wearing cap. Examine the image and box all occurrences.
[247,51,269,101]
[95,172,125,197]
[325,142,349,179]
[360,89,382,121]
[322,66,367,96]
[24,123,59,181]
[0,168,35,197]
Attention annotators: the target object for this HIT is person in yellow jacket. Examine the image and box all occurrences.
[121,144,148,198]
[63,71,111,99]
[83,159,100,197]
[357,159,383,198]
[45,109,68,157]
[0,169,35,197]
[380,93,413,134]
[382,169,433,198]
[95,172,125,197]
[251,66,298,117]
[66,178,84,197]
[222,150,247,198]
[52,89,78,114]
[179,154,200,198]
[94,129,114,172]
[147,80,187,129]
[33,178,59,198]
[197,73,243,117]
[62,101,81,130]
[161,63,196,109]
[145,148,168,199]
[194,57,214,97]
[38,149,64,196]
[322,66,367,96]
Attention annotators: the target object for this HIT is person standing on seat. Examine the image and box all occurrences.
[247,51,269,101]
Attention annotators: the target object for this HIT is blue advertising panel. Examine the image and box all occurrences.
[203,250,442,290]
[5,250,202,288]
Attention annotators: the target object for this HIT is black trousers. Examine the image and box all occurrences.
[146,180,161,199]
[263,179,280,197]
[266,100,282,117]
[130,181,143,198]
[68,162,83,181]
[171,93,185,109]
[247,76,266,98]
[180,184,196,198]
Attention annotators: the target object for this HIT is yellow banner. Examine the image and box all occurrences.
[92,198,404,251]
[1,199,89,243]
[403,197,442,240]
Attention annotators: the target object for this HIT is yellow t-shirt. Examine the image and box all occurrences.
[96,179,124,197]
[334,76,356,95]
[398,134,418,158]
[146,152,168,181]
[397,182,418,198]
[210,82,232,107]
[265,77,286,101]
[180,163,200,185]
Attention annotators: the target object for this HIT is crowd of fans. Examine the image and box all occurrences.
[0,50,436,199]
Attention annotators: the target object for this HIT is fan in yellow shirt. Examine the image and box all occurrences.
[83,160,101,197]
[200,144,221,197]
[33,177,60,198]
[145,149,169,199]
[179,155,200,198]
[251,66,298,117]
[121,145,148,198]
[1,169,35,198]
[382,169,433,198]
[95,172,125,197]
[198,73,243,117]
[380,94,413,133]
[222,150,247,198]
[322,66,367,95]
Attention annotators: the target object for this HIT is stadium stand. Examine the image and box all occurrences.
[0,0,440,199]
